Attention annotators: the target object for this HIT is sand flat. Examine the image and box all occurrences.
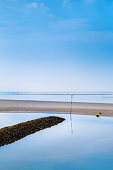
[0,99,113,117]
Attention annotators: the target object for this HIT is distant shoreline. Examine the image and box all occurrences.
[0,99,113,117]
[0,92,113,95]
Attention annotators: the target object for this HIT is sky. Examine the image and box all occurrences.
[0,0,113,92]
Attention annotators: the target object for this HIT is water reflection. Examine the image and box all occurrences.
[70,95,73,134]
[0,113,113,170]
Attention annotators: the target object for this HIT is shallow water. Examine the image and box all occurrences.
[0,92,113,103]
[0,113,113,170]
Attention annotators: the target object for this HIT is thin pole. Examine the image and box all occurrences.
[70,94,73,134]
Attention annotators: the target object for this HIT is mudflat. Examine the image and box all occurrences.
[0,99,113,117]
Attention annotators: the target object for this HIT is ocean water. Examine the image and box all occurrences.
[0,92,113,103]
[0,93,113,170]
[0,113,113,170]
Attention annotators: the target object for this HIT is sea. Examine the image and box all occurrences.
[0,92,113,170]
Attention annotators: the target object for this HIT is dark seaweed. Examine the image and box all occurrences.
[0,116,65,147]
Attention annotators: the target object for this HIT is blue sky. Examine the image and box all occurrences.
[0,0,113,92]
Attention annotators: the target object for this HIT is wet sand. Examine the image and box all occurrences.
[0,99,113,117]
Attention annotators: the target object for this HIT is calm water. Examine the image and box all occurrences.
[0,113,113,170]
[0,93,113,169]
[0,92,113,103]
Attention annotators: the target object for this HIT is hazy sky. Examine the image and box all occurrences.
[0,0,113,92]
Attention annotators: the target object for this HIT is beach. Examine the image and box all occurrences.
[0,99,113,117]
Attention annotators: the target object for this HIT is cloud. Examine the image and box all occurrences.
[86,0,95,3]
[27,2,38,9]
[26,2,54,18]
[63,0,71,7]
[49,18,89,30]
[27,2,48,12]
[63,0,75,8]
[48,14,54,18]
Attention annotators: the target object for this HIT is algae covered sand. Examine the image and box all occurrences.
[0,116,65,147]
